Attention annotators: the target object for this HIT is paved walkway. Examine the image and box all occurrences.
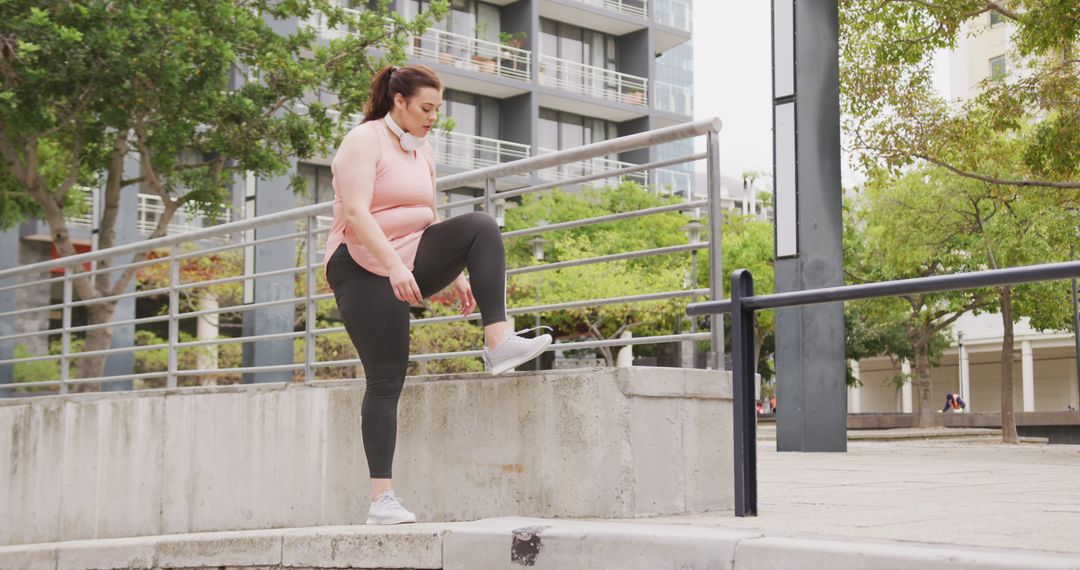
[636,437,1080,556]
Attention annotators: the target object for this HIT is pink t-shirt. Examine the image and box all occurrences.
[323,118,436,282]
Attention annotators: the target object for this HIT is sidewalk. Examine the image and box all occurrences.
[638,437,1080,556]
[3,437,1079,569]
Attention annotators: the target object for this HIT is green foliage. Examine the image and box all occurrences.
[840,0,1080,189]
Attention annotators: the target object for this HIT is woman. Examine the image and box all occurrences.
[323,64,552,525]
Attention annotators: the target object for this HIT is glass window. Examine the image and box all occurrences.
[539,108,559,151]
[541,19,558,57]
[476,3,500,43]
[559,23,583,63]
[990,55,1006,79]
[989,11,1003,26]
[297,163,334,205]
[559,112,585,149]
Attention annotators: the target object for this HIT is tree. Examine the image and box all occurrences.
[503,182,696,366]
[851,169,994,427]
[0,0,449,382]
[840,0,1080,190]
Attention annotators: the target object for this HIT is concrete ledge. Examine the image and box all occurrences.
[1,367,732,546]
[3,518,1079,570]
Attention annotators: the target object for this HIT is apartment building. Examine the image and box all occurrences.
[848,11,1079,414]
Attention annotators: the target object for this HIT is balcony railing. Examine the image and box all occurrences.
[654,0,692,32]
[575,0,647,19]
[655,81,693,115]
[63,190,232,238]
[430,130,531,171]
[536,147,647,187]
[408,28,531,82]
[539,56,648,107]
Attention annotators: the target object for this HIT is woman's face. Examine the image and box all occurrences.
[393,86,442,136]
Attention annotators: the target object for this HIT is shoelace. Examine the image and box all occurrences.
[509,325,553,338]
[377,493,407,511]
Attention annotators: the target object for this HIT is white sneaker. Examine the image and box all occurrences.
[482,325,554,376]
[366,490,416,525]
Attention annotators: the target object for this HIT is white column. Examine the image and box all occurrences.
[196,291,219,386]
[901,358,913,414]
[616,329,633,367]
[959,344,972,412]
[1022,340,1035,412]
[848,359,862,414]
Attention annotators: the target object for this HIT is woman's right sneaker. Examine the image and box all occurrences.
[367,490,416,525]
[482,325,554,375]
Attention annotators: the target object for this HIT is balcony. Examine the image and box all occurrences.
[576,0,647,19]
[429,130,531,172]
[655,81,693,116]
[653,0,692,52]
[57,188,231,239]
[540,0,648,36]
[408,28,532,85]
[538,55,648,119]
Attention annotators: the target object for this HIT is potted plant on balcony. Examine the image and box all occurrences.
[470,22,497,73]
[624,86,646,106]
[498,31,528,75]
[499,30,528,50]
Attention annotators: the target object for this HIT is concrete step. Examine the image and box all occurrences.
[3,517,1079,569]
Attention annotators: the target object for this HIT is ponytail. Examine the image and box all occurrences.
[362,64,442,123]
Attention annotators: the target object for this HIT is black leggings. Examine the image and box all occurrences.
[325,211,508,479]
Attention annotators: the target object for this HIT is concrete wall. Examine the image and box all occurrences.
[0,367,732,546]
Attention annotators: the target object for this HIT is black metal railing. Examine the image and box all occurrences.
[686,259,1080,517]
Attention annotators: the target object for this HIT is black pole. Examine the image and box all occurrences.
[731,269,758,517]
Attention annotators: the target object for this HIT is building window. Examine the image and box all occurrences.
[540,18,618,71]
[989,11,1003,26]
[297,163,334,205]
[989,55,1006,80]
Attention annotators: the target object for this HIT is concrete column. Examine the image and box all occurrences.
[616,330,633,367]
[1022,340,1035,412]
[196,291,219,386]
[847,359,861,414]
[0,227,19,393]
[102,154,141,392]
[901,359,913,414]
[242,161,298,384]
[959,344,971,411]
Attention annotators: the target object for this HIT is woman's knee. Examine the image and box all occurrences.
[461,211,499,233]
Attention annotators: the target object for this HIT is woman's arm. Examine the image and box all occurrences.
[423,143,440,223]
[334,124,408,275]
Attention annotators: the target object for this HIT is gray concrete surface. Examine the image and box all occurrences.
[2,438,1078,568]
[0,367,732,546]
[640,439,1080,556]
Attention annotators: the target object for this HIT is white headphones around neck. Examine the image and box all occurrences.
[383,112,426,153]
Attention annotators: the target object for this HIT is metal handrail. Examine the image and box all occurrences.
[0,117,724,394]
[686,259,1080,518]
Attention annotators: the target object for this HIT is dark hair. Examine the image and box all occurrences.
[361,64,442,123]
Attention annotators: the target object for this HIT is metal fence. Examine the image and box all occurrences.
[0,117,725,396]
[687,260,1080,518]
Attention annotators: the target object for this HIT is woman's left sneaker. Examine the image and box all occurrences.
[482,325,554,375]
[367,490,416,525]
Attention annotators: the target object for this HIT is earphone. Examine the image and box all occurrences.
[383,112,426,153]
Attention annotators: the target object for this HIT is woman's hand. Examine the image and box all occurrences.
[388,264,424,305]
[451,274,476,317]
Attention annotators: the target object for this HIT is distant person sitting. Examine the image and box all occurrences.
[942,393,967,413]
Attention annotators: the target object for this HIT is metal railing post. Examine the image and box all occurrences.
[305,217,317,383]
[731,269,757,517]
[706,129,725,371]
[60,266,72,395]
[167,247,179,389]
[484,177,496,218]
